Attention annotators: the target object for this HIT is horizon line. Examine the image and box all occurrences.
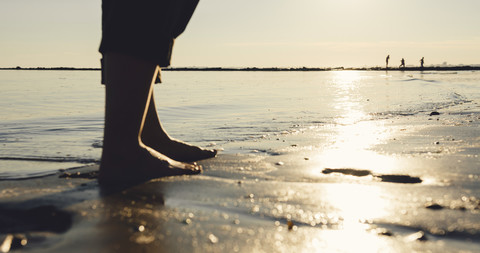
[1,65,480,72]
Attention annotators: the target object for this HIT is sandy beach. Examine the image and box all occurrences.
[1,104,480,252]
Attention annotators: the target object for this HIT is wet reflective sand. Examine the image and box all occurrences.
[1,70,479,252]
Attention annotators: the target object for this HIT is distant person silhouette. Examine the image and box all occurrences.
[98,0,216,185]
[420,57,424,69]
[386,55,390,69]
[400,58,405,68]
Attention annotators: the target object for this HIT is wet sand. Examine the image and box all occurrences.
[1,108,479,252]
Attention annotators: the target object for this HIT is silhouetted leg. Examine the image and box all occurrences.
[99,52,201,185]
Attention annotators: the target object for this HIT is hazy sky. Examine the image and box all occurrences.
[1,0,479,68]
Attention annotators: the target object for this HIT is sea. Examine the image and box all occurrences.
[0,69,479,179]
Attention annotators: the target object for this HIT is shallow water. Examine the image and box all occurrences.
[0,70,479,179]
[2,69,480,252]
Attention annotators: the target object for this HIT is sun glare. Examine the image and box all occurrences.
[314,71,400,171]
[295,71,400,251]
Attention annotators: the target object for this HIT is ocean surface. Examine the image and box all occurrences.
[0,70,479,179]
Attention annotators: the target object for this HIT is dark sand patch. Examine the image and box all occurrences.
[59,170,99,179]
[0,205,72,234]
[322,168,422,184]
[425,203,444,210]
[377,175,422,184]
[322,168,371,177]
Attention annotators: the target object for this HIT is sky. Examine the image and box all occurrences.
[1,0,479,68]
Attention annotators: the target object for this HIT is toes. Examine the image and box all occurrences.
[183,162,202,174]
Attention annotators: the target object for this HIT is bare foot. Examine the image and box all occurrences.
[99,146,201,186]
[142,94,217,162]
[142,135,217,162]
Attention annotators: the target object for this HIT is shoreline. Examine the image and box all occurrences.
[1,66,479,72]
[0,107,479,252]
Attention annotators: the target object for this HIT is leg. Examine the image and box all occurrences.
[99,52,201,185]
[141,88,217,162]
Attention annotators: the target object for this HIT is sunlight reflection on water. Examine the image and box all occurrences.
[316,71,399,172]
[301,72,398,250]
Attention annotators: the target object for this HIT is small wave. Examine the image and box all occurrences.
[214,126,257,130]
[420,71,458,75]
[449,92,471,102]
[373,221,480,241]
[0,156,99,164]
[0,170,58,180]
[447,111,480,116]
[401,78,438,83]
[0,163,94,180]
[371,111,418,118]
[371,92,472,118]
[421,94,471,111]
